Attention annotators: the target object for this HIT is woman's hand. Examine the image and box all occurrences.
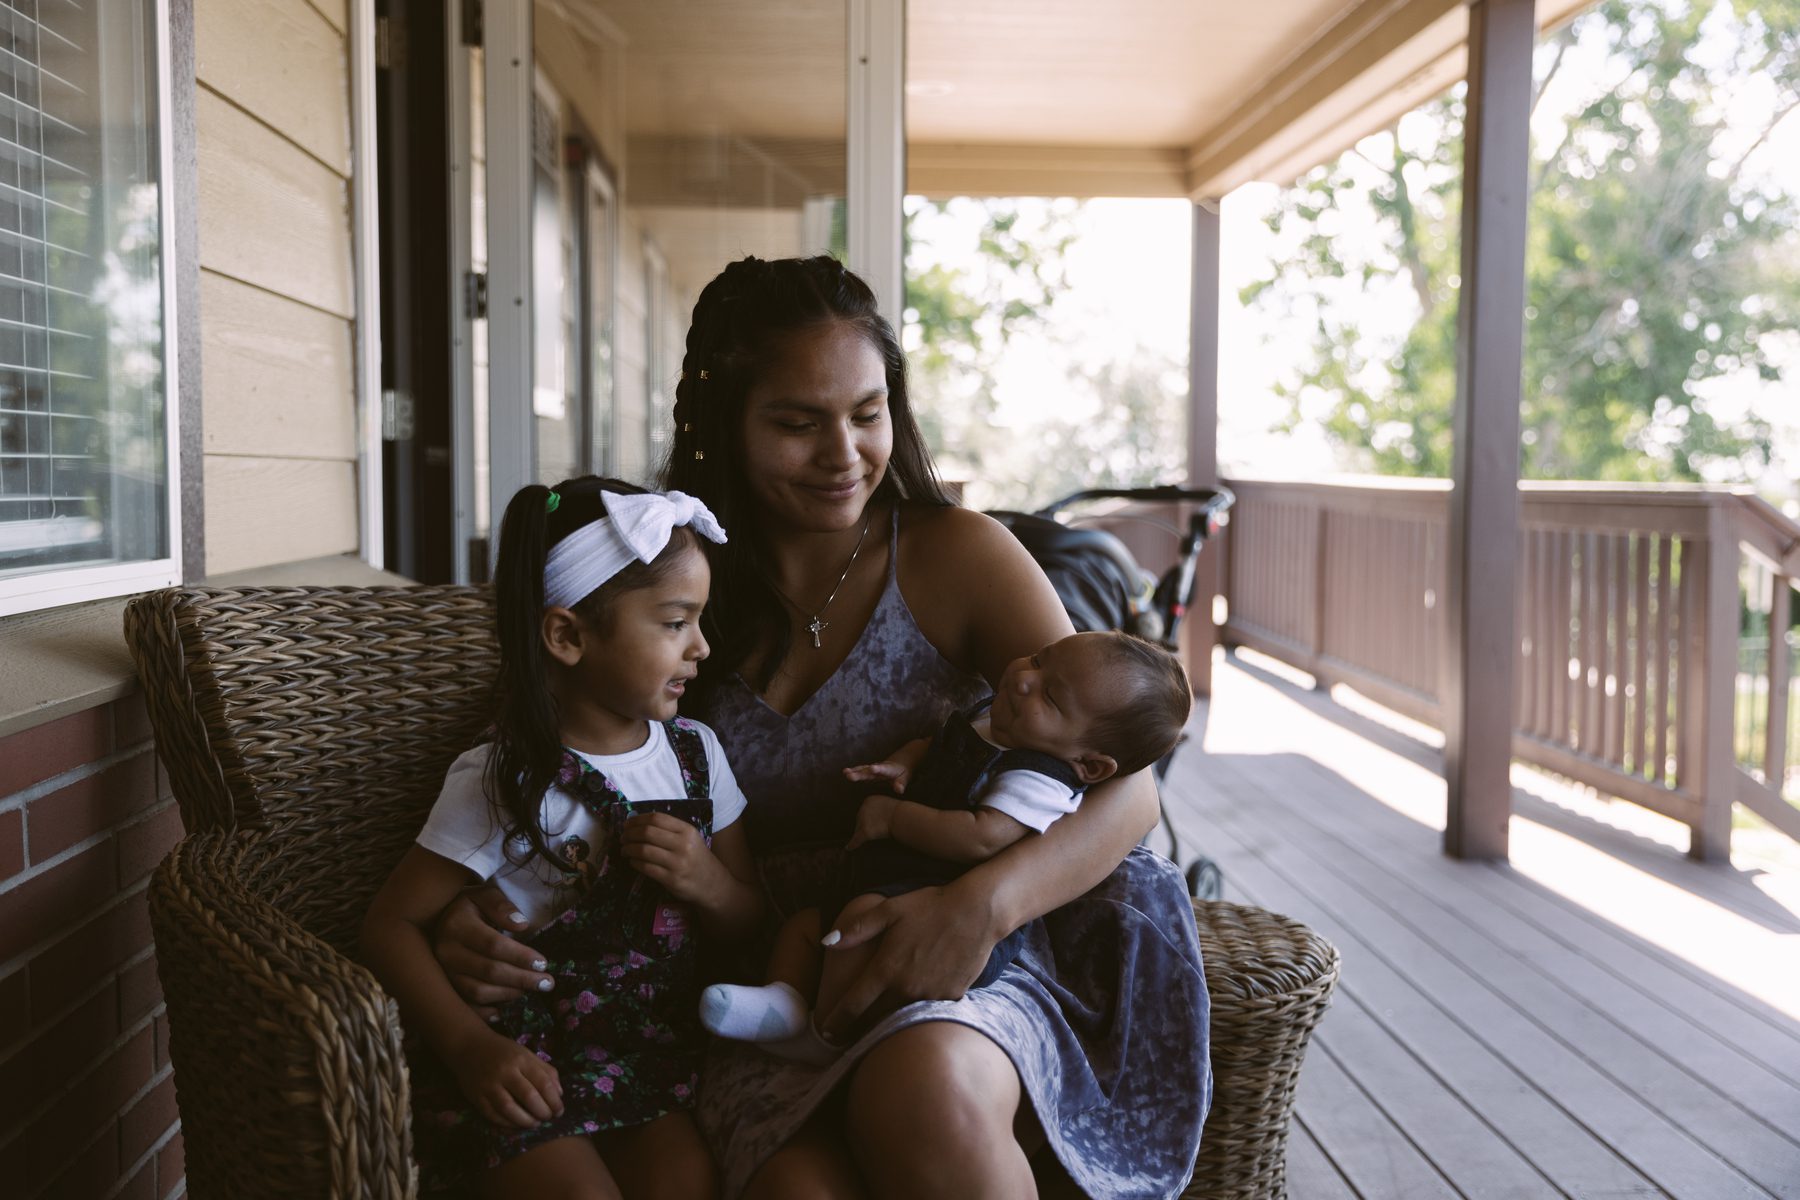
[620,813,733,909]
[432,887,555,1013]
[814,881,1000,1042]
[450,1028,564,1129]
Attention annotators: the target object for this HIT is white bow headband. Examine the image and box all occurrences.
[543,489,727,609]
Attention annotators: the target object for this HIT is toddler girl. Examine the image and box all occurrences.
[361,477,761,1197]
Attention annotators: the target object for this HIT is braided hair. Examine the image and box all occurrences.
[660,255,949,698]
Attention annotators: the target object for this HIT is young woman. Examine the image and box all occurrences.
[435,258,1211,1199]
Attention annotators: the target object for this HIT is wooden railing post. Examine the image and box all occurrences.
[1691,505,1741,861]
[1767,573,1792,798]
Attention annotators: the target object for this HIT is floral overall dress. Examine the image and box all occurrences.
[415,719,714,1184]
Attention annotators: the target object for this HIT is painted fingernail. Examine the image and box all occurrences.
[510,911,528,925]
[531,959,548,971]
[820,930,842,947]
[537,977,554,992]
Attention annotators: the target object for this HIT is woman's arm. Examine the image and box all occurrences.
[817,509,1162,1036]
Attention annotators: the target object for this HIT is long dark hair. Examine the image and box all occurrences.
[488,475,701,867]
[660,255,949,696]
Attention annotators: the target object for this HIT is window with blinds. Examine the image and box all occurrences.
[0,0,168,593]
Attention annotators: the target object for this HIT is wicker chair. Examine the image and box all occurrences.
[127,586,1338,1200]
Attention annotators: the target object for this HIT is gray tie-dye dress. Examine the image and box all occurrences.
[691,510,1212,1199]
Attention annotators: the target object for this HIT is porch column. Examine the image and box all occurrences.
[1186,200,1222,697]
[1443,0,1535,860]
[484,0,535,557]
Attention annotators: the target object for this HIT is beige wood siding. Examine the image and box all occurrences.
[194,0,359,574]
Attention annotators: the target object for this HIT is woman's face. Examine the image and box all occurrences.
[739,321,892,534]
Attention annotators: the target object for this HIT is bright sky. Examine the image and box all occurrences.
[906,0,1800,507]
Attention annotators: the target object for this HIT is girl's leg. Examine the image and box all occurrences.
[700,909,823,1042]
[845,1022,1035,1200]
[592,1111,717,1200]
[480,1134,622,1200]
[741,1112,867,1200]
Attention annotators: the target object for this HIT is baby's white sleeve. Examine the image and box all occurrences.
[697,723,750,832]
[978,769,1081,834]
[415,746,510,880]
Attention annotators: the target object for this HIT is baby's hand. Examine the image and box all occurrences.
[453,1030,563,1129]
[847,793,899,850]
[843,759,911,794]
[621,813,725,906]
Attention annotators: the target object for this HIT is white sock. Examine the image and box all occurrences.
[762,1018,843,1068]
[699,981,809,1043]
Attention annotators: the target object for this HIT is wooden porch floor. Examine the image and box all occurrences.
[1161,651,1800,1199]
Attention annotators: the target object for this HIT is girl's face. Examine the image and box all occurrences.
[739,321,892,534]
[563,547,712,732]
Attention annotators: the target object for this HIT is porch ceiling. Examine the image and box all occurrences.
[542,0,1596,203]
[908,0,1597,199]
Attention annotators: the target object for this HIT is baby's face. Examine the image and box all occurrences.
[988,633,1127,760]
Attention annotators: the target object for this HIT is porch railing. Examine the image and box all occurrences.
[1199,478,1798,861]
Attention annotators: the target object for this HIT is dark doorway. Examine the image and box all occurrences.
[376,0,456,581]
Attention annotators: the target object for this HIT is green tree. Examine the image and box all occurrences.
[903,198,1082,484]
[1245,0,1800,481]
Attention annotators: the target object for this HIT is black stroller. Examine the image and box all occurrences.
[988,484,1235,899]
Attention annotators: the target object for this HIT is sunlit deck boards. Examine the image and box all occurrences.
[1162,652,1800,1200]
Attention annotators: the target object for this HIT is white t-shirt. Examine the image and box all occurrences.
[967,715,1083,833]
[417,719,747,932]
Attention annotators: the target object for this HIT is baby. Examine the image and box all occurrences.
[700,630,1192,1063]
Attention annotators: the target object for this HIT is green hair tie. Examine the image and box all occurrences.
[545,491,561,514]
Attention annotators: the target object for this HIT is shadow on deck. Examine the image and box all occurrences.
[1161,651,1800,1199]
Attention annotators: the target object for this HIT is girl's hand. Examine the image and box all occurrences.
[815,881,999,1042]
[843,758,911,794]
[452,1030,564,1129]
[620,813,730,907]
[846,794,899,850]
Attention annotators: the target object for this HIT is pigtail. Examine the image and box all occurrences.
[488,483,569,868]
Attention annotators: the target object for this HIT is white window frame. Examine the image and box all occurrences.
[0,0,184,618]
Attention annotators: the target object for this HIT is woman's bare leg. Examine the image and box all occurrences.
[592,1111,716,1200]
[846,1022,1035,1200]
[740,1113,867,1200]
[479,1133,621,1200]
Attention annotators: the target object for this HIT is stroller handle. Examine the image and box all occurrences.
[1033,484,1235,521]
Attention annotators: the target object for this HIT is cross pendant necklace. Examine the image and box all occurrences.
[775,513,874,650]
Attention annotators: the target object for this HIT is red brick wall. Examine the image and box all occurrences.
[0,696,186,1199]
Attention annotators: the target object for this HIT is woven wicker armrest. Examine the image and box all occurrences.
[1187,899,1341,1200]
[150,831,418,1200]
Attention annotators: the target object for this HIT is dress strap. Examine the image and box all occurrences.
[662,719,711,800]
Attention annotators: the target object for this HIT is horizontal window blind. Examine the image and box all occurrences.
[0,0,166,578]
[0,1,99,556]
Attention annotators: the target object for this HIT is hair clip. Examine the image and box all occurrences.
[545,491,561,514]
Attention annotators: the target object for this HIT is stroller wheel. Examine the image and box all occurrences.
[1184,857,1223,901]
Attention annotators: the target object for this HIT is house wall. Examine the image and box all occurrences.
[193,0,361,574]
[0,700,185,1200]
[0,4,366,1196]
